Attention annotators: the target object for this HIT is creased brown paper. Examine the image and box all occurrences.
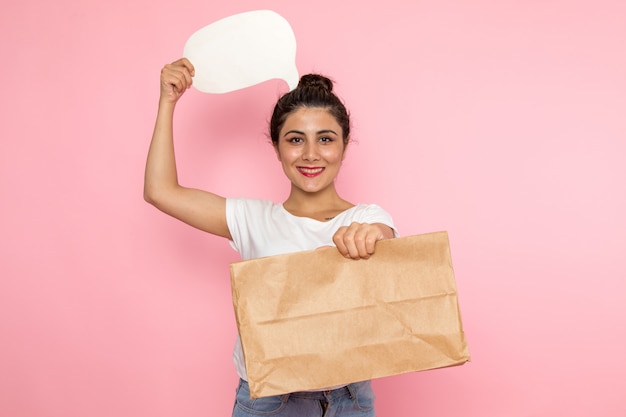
[230,231,470,398]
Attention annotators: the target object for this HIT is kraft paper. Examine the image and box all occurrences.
[230,231,470,398]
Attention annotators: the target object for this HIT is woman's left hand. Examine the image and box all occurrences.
[332,222,394,259]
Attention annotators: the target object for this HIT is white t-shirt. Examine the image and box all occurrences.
[225,198,396,381]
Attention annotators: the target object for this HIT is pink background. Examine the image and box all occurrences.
[2,1,625,416]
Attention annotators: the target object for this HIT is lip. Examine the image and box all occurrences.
[297,166,325,177]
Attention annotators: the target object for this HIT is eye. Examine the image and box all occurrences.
[319,136,333,143]
[288,137,303,144]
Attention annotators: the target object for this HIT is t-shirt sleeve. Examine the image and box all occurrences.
[225,198,262,256]
[355,204,399,237]
[225,198,242,254]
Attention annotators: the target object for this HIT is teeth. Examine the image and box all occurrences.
[299,167,323,174]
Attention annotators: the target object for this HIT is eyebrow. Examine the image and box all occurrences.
[282,129,339,137]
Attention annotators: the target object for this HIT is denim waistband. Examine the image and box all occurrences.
[285,384,356,401]
[238,378,369,402]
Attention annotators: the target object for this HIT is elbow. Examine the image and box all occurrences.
[143,191,154,206]
[143,183,159,206]
[143,182,178,210]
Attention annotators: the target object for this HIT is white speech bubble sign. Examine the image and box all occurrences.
[183,10,299,94]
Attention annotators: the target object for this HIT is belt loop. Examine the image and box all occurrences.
[280,393,291,402]
[346,383,357,399]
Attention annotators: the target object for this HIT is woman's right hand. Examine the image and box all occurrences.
[159,58,195,104]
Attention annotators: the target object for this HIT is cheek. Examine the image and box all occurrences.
[277,148,299,163]
[322,149,345,163]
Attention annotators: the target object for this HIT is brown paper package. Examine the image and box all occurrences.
[230,231,470,398]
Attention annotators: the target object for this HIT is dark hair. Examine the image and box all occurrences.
[270,74,351,146]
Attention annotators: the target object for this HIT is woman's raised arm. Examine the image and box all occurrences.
[143,58,231,239]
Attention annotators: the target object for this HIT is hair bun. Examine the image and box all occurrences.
[297,74,334,92]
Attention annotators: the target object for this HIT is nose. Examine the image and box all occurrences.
[302,142,320,161]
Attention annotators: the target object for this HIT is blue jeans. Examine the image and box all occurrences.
[232,379,376,417]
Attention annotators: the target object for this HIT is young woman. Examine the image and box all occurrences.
[144,58,396,417]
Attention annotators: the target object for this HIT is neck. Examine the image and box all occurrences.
[283,184,353,220]
[284,182,337,208]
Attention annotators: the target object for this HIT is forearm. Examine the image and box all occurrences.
[143,100,179,205]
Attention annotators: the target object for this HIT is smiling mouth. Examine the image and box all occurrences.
[297,167,325,177]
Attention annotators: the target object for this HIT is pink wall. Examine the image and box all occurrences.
[2,1,625,416]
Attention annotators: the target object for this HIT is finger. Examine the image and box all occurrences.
[176,61,194,88]
[332,227,350,257]
[363,226,384,257]
[348,223,384,259]
[168,58,194,88]
[364,233,378,256]
[341,223,362,259]
[179,57,195,77]
[353,226,377,259]
[162,68,190,96]
[162,61,193,90]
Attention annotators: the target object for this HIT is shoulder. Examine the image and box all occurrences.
[344,203,397,234]
[226,198,277,212]
[225,198,285,229]
[350,203,392,217]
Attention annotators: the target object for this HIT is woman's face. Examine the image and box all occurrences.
[274,107,347,195]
